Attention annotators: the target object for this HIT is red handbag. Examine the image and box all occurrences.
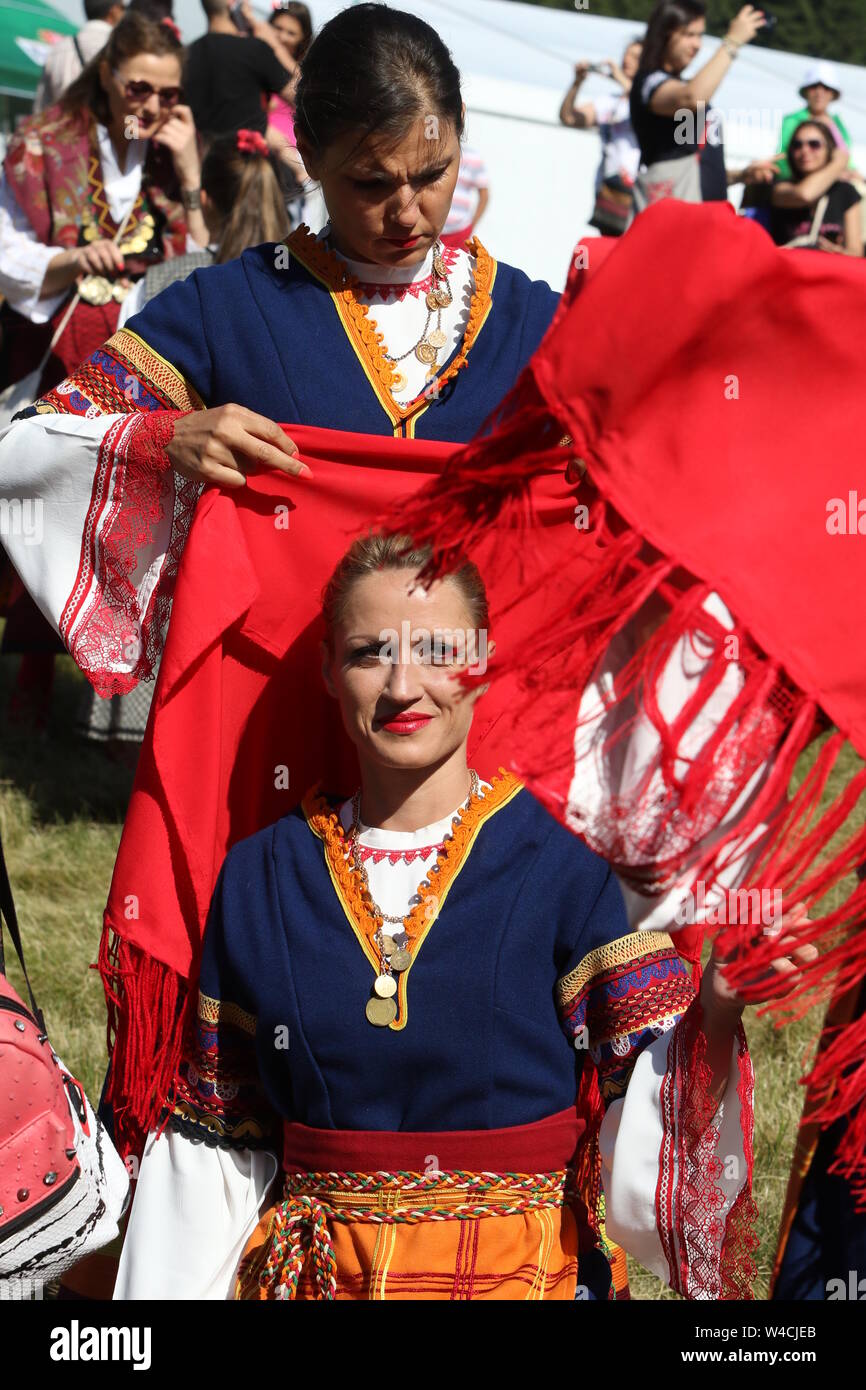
[0,829,128,1288]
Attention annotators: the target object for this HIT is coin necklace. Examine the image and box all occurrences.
[382,241,453,394]
[77,200,149,307]
[348,770,481,1026]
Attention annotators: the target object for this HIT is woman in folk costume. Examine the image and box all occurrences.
[0,1,560,709]
[0,9,208,724]
[0,12,206,379]
[114,533,813,1301]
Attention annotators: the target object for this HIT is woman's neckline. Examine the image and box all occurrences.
[316,223,445,286]
[338,784,488,845]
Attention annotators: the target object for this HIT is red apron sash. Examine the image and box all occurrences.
[281,1107,584,1174]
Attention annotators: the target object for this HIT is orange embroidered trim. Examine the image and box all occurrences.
[281,225,497,429]
[303,769,523,1031]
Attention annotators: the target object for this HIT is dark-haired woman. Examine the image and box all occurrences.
[768,123,862,255]
[266,2,312,147]
[0,11,207,395]
[263,0,313,201]
[76,128,292,755]
[629,1,765,212]
[0,11,208,725]
[0,3,561,710]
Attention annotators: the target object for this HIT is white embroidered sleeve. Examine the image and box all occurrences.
[598,1014,753,1300]
[567,590,779,931]
[0,411,192,692]
[0,179,67,323]
[114,1128,279,1300]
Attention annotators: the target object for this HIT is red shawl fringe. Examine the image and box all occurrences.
[99,929,189,1160]
[387,373,866,1197]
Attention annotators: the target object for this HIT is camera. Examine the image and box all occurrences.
[758,7,778,35]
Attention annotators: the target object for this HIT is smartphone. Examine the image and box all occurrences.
[230,1,252,35]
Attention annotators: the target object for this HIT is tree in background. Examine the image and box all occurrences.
[525,0,866,69]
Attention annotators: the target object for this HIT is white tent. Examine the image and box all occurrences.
[46,0,866,287]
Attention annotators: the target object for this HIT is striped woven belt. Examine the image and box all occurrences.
[258,1168,575,1300]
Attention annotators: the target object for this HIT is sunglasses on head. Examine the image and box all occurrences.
[792,138,825,152]
[113,71,183,108]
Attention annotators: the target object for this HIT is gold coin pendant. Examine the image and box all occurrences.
[366,995,398,1027]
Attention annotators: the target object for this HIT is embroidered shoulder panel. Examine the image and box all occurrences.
[556,930,695,1104]
[27,328,204,418]
[170,989,277,1150]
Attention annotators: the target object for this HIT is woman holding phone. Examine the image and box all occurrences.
[629,0,766,211]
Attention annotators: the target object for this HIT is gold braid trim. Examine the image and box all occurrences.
[554,929,678,1008]
[105,328,206,413]
[198,991,258,1036]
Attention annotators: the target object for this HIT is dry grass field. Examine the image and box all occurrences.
[0,651,860,1300]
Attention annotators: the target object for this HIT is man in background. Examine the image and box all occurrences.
[776,61,853,179]
[33,0,126,113]
[184,0,294,140]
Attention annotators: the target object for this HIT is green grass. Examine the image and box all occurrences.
[0,654,133,1104]
[0,654,862,1299]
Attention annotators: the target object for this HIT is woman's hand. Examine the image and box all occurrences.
[699,905,818,1033]
[42,240,125,296]
[573,61,591,83]
[741,156,781,184]
[71,240,127,277]
[166,404,310,489]
[726,5,766,48]
[152,104,201,193]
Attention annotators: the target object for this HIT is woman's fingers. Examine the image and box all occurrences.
[168,405,311,486]
[768,940,819,972]
[84,239,125,275]
[221,407,311,477]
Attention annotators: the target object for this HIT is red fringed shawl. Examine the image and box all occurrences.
[98,202,865,1193]
[388,200,866,1193]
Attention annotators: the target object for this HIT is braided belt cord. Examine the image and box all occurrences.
[257,1168,573,1301]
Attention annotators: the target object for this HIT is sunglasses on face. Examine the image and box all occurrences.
[113,71,183,108]
[792,139,825,152]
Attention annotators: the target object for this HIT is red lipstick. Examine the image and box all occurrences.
[380,711,433,735]
[384,234,421,248]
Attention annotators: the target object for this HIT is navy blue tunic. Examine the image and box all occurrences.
[124,239,559,441]
[175,786,632,1139]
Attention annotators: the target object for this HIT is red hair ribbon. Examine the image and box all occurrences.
[236,128,269,156]
[160,16,182,42]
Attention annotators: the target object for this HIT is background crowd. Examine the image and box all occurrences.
[559,1,865,252]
